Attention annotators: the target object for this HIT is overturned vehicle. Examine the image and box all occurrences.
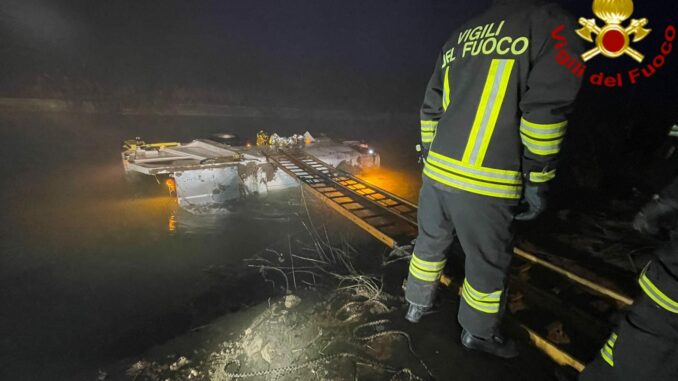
[121,132,380,213]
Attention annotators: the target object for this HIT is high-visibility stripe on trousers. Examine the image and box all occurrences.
[405,179,515,338]
[462,278,503,314]
[579,292,678,381]
[600,332,618,367]
[408,253,446,283]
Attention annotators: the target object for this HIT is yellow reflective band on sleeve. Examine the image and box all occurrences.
[408,254,446,283]
[443,66,451,111]
[639,272,678,314]
[421,121,438,144]
[520,118,567,156]
[463,59,515,166]
[520,133,564,156]
[461,279,502,314]
[600,333,617,367]
[421,120,438,127]
[520,118,568,136]
[529,169,557,183]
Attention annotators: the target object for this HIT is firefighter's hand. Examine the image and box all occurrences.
[416,144,429,164]
[515,183,547,221]
[633,195,678,236]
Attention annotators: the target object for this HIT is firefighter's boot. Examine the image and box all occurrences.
[461,329,519,359]
[405,303,436,323]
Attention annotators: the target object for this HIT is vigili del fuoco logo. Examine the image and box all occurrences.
[551,0,675,88]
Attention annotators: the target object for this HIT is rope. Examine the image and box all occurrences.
[352,319,434,380]
[220,352,397,379]
[217,319,434,380]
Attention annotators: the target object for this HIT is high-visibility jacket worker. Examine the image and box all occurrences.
[580,177,678,381]
[405,0,583,358]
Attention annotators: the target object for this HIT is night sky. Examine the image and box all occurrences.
[0,0,676,113]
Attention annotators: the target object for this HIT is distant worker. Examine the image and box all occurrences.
[579,177,678,380]
[404,0,583,358]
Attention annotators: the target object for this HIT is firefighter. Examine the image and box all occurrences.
[578,178,678,380]
[404,0,583,358]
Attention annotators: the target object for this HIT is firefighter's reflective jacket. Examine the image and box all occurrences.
[420,0,583,200]
[638,176,678,318]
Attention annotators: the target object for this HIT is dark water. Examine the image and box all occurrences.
[0,111,418,380]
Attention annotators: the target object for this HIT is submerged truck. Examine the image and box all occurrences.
[122,132,380,213]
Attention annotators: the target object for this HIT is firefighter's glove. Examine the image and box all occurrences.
[515,183,548,222]
[633,195,678,236]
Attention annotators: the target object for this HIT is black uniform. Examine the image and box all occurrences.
[406,0,583,339]
[580,178,678,381]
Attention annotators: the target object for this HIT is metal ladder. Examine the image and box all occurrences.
[265,148,418,249]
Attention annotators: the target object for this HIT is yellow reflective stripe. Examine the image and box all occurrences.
[409,266,440,282]
[600,347,614,367]
[411,254,446,271]
[463,59,514,165]
[443,66,451,111]
[521,133,563,156]
[520,123,566,136]
[530,170,557,183]
[464,278,502,301]
[421,121,438,144]
[639,273,678,313]
[462,288,499,313]
[600,332,617,367]
[409,263,442,283]
[463,60,499,163]
[423,163,522,199]
[521,118,568,130]
[476,59,514,165]
[520,128,566,142]
[409,254,445,283]
[461,280,501,314]
[428,150,521,185]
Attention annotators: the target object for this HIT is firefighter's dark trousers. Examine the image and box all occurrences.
[405,179,516,339]
[578,294,678,381]
[580,241,678,381]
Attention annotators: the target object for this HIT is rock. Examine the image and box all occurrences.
[284,294,302,309]
[169,356,190,371]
